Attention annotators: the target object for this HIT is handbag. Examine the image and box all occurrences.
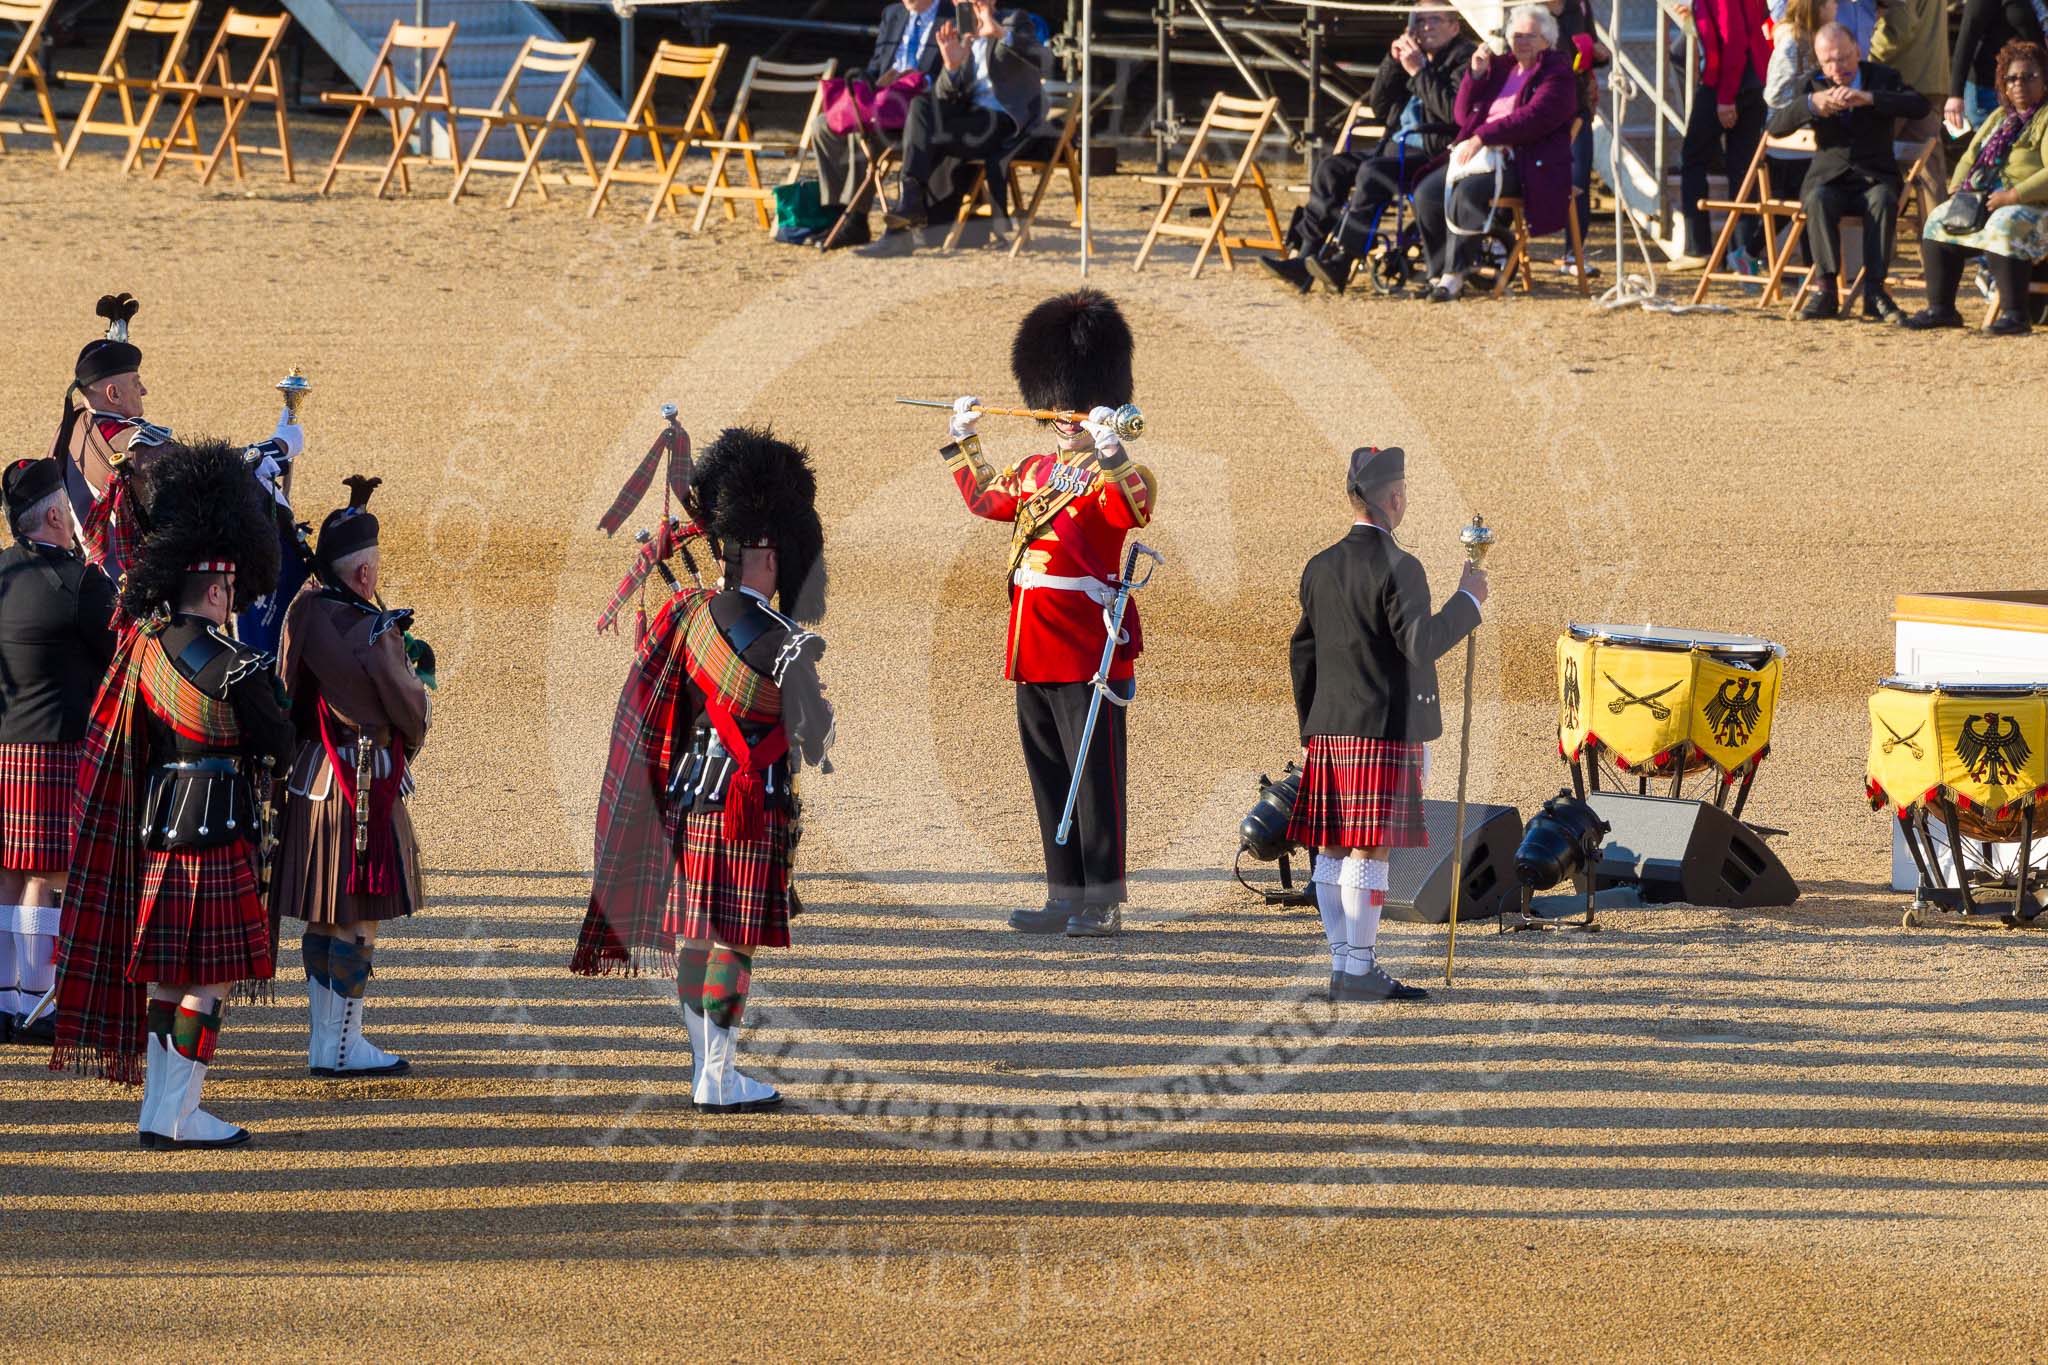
[1942,190,1991,236]
[820,71,928,137]
[770,180,837,245]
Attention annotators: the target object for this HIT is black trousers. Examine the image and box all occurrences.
[813,123,887,206]
[1922,238,2037,317]
[1412,158,1521,276]
[1803,173,1900,292]
[1680,76,1766,257]
[897,92,1014,216]
[1015,679,1131,907]
[1293,147,1422,257]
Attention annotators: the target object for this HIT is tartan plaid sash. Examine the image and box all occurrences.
[49,625,244,1084]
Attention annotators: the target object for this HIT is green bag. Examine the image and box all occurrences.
[771,180,835,242]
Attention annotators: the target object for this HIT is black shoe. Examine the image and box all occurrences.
[1008,899,1074,934]
[855,230,915,259]
[1064,903,1122,938]
[883,199,928,232]
[1330,965,1430,1002]
[818,212,871,250]
[1863,289,1904,324]
[1258,254,1314,294]
[1903,305,1965,330]
[1988,310,2033,336]
[10,1010,55,1045]
[139,1125,252,1151]
[1303,252,1353,295]
[1796,289,1840,320]
[1425,284,1455,303]
[0,1012,12,1045]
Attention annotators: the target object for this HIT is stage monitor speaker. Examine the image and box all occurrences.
[1584,792,1798,908]
[1382,801,1523,924]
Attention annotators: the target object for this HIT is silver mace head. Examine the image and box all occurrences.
[660,403,679,423]
[276,366,311,420]
[1459,513,1496,567]
[1105,402,1145,442]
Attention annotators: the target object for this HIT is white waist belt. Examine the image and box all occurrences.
[1013,568,1116,607]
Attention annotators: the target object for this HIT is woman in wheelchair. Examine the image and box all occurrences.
[1412,4,1578,302]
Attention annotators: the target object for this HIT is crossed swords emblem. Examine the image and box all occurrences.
[1603,674,1680,721]
[1878,718,1924,760]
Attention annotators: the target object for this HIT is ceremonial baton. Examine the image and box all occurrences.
[895,397,1146,442]
[1445,515,1496,984]
[1055,541,1163,847]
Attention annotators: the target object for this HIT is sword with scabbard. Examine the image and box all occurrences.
[1055,540,1164,847]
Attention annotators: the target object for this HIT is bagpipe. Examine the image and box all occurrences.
[595,404,705,642]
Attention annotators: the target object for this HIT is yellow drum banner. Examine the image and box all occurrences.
[1558,634,1781,774]
[1867,688,2048,815]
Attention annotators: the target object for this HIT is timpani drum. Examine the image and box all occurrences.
[1867,674,2048,927]
[1558,623,1786,813]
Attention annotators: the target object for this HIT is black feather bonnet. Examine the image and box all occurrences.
[121,438,280,618]
[691,425,825,623]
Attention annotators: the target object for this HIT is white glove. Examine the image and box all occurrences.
[1082,405,1123,461]
[949,395,982,442]
[271,406,304,460]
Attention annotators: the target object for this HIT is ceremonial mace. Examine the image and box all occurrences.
[1444,514,1496,984]
[894,397,1146,443]
[275,366,311,507]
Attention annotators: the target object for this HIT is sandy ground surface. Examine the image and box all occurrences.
[3,128,2048,1361]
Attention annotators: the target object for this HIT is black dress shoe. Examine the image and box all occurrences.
[10,1011,55,1045]
[1303,252,1353,295]
[1064,903,1122,938]
[855,230,915,259]
[1903,305,1965,330]
[1008,899,1074,934]
[1988,310,2033,336]
[1425,284,1455,303]
[883,201,929,232]
[1330,965,1429,1002]
[1796,290,1840,320]
[139,1125,252,1151]
[1258,255,1314,294]
[1862,289,1904,324]
[818,213,871,250]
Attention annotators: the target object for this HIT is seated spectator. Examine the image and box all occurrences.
[1950,0,2045,129]
[1411,4,1577,302]
[1763,0,1842,266]
[1257,0,1476,295]
[1769,23,1929,320]
[1908,39,2048,334]
[1675,0,1772,271]
[814,0,955,250]
[860,0,1045,258]
[1772,0,1876,57]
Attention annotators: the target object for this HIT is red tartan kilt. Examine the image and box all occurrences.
[665,808,796,949]
[1284,736,1428,850]
[0,742,81,872]
[124,844,275,987]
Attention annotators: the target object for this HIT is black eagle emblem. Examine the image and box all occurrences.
[1702,678,1763,747]
[1957,712,2032,785]
[1561,658,1581,729]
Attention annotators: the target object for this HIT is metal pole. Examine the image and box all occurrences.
[621,10,636,111]
[1082,0,1092,278]
[1305,4,1322,173]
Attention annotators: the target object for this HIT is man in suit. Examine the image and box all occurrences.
[1770,22,1930,321]
[814,0,955,247]
[1283,446,1487,1003]
[861,0,1045,257]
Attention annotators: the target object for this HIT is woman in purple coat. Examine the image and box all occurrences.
[1412,3,1579,301]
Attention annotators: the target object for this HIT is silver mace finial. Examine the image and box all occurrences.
[1459,514,1496,568]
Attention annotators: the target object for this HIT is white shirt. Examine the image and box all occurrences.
[966,35,1007,116]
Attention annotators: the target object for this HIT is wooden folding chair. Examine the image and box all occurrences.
[448,36,598,207]
[0,0,60,157]
[1786,137,1941,315]
[1133,92,1284,278]
[585,41,727,224]
[55,0,203,173]
[1486,121,1590,299]
[318,21,463,198]
[817,139,895,249]
[146,9,293,186]
[1688,132,1806,305]
[690,56,835,232]
[1006,79,1095,258]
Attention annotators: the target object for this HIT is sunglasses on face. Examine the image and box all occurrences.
[2004,70,2044,85]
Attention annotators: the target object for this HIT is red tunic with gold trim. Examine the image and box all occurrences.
[943,433,1158,684]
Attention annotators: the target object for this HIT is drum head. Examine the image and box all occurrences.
[1567,622,1783,660]
[1881,673,2048,696]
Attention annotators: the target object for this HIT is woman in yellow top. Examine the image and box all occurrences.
[1908,39,2048,335]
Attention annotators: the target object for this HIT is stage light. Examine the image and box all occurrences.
[1234,764,1314,905]
[1505,789,1610,932]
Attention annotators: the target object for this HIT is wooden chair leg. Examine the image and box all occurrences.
[1192,186,1240,279]
[942,166,985,252]
[1133,184,1179,272]
[1568,202,1589,298]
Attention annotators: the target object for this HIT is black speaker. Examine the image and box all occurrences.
[1584,793,1798,908]
[1382,801,1524,924]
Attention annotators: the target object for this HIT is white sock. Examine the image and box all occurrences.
[16,930,55,996]
[1339,858,1388,977]
[1311,855,1346,972]
[0,924,16,1015]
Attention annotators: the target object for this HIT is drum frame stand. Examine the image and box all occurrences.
[1570,745,1760,819]
[1500,869,1602,933]
[1895,802,2046,930]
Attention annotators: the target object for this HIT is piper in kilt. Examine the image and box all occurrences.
[272,477,431,1079]
[49,439,294,1150]
[0,457,118,1046]
[574,427,832,1115]
[939,290,1157,939]
[1286,445,1487,1004]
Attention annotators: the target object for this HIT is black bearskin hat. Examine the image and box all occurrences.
[691,425,826,623]
[1010,289,1134,414]
[121,439,280,619]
